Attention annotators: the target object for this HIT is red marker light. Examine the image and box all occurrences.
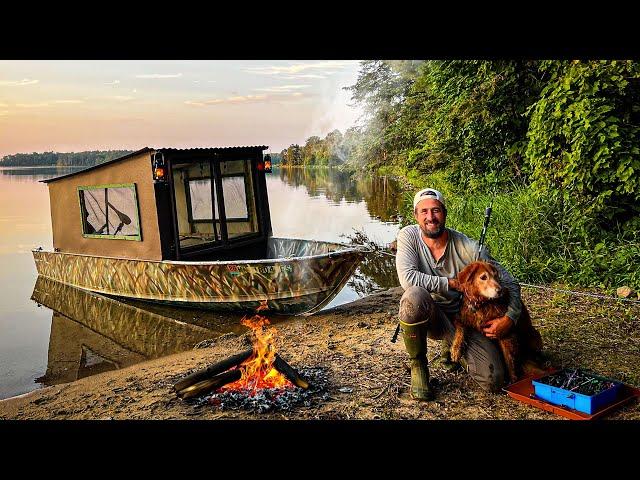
[257,162,264,171]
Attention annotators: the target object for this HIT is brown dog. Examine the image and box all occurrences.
[448,261,543,383]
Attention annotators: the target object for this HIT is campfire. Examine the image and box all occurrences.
[173,305,309,403]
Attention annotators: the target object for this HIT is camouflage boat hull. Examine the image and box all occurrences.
[32,237,366,315]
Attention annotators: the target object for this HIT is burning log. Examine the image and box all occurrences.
[274,354,310,390]
[177,369,242,400]
[173,348,254,393]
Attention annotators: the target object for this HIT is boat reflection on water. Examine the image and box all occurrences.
[30,275,263,387]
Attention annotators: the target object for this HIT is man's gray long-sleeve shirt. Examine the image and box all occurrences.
[395,225,522,324]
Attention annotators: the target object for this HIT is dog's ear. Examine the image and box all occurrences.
[457,262,481,287]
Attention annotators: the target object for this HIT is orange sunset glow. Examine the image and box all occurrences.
[0,60,362,158]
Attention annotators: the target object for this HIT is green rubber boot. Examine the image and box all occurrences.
[400,319,433,401]
[432,337,463,372]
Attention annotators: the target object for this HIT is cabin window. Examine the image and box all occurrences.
[78,184,141,240]
[174,161,221,249]
[172,158,259,251]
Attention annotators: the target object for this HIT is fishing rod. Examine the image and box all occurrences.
[477,200,493,260]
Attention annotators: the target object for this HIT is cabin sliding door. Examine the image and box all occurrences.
[172,160,221,250]
[217,159,259,240]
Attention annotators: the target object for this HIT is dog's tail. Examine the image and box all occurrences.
[528,327,543,353]
[522,358,547,377]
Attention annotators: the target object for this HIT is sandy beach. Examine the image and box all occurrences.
[1,287,638,421]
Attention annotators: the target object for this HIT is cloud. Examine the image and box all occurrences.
[0,78,39,86]
[244,61,358,77]
[253,84,312,93]
[53,100,84,104]
[185,94,268,106]
[104,80,121,85]
[0,103,7,108]
[0,111,8,116]
[107,95,135,101]
[135,73,183,79]
[280,74,327,80]
[16,103,50,108]
[184,92,309,107]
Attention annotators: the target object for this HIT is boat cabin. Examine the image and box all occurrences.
[42,147,273,261]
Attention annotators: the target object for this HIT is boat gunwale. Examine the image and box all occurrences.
[32,236,370,266]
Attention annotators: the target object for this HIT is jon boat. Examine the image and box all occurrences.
[33,146,366,315]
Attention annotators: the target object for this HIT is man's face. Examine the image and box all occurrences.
[414,198,446,239]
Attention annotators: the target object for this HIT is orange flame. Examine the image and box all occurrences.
[220,313,293,394]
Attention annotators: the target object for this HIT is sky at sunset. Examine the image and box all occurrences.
[0,60,363,158]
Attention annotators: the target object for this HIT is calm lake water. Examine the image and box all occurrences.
[0,165,405,400]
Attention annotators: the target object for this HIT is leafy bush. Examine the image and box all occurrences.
[526,60,640,228]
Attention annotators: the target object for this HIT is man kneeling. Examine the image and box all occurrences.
[396,188,522,401]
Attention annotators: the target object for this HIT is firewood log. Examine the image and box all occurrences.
[177,369,242,400]
[274,354,310,390]
[173,348,253,392]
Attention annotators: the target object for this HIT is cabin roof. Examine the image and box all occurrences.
[41,145,269,184]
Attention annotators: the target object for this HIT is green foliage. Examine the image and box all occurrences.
[525,60,640,228]
[401,179,640,292]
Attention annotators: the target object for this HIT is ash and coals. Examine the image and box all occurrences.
[195,367,329,413]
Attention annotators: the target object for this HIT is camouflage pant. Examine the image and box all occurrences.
[399,285,506,392]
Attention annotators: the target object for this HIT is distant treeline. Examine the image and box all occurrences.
[0,150,134,167]
[279,129,360,167]
[268,153,282,164]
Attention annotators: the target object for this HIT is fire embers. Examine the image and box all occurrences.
[174,312,323,412]
[204,367,328,413]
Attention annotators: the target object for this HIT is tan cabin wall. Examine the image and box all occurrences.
[48,152,162,260]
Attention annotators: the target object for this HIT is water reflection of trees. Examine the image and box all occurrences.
[277,167,406,223]
[343,230,400,297]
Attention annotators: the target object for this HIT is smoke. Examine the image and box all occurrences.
[305,66,363,150]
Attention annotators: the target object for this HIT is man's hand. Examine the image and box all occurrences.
[482,315,513,339]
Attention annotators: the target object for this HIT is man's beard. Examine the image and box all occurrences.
[420,221,446,239]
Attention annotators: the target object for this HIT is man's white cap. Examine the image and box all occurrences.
[413,188,446,209]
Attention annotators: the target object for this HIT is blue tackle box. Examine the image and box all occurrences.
[531,370,622,415]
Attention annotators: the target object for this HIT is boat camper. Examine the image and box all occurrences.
[33,147,365,314]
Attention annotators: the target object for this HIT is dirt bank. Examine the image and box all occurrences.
[1,287,638,420]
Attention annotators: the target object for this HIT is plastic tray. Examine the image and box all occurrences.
[504,370,640,420]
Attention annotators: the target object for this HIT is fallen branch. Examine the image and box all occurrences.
[173,348,253,392]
